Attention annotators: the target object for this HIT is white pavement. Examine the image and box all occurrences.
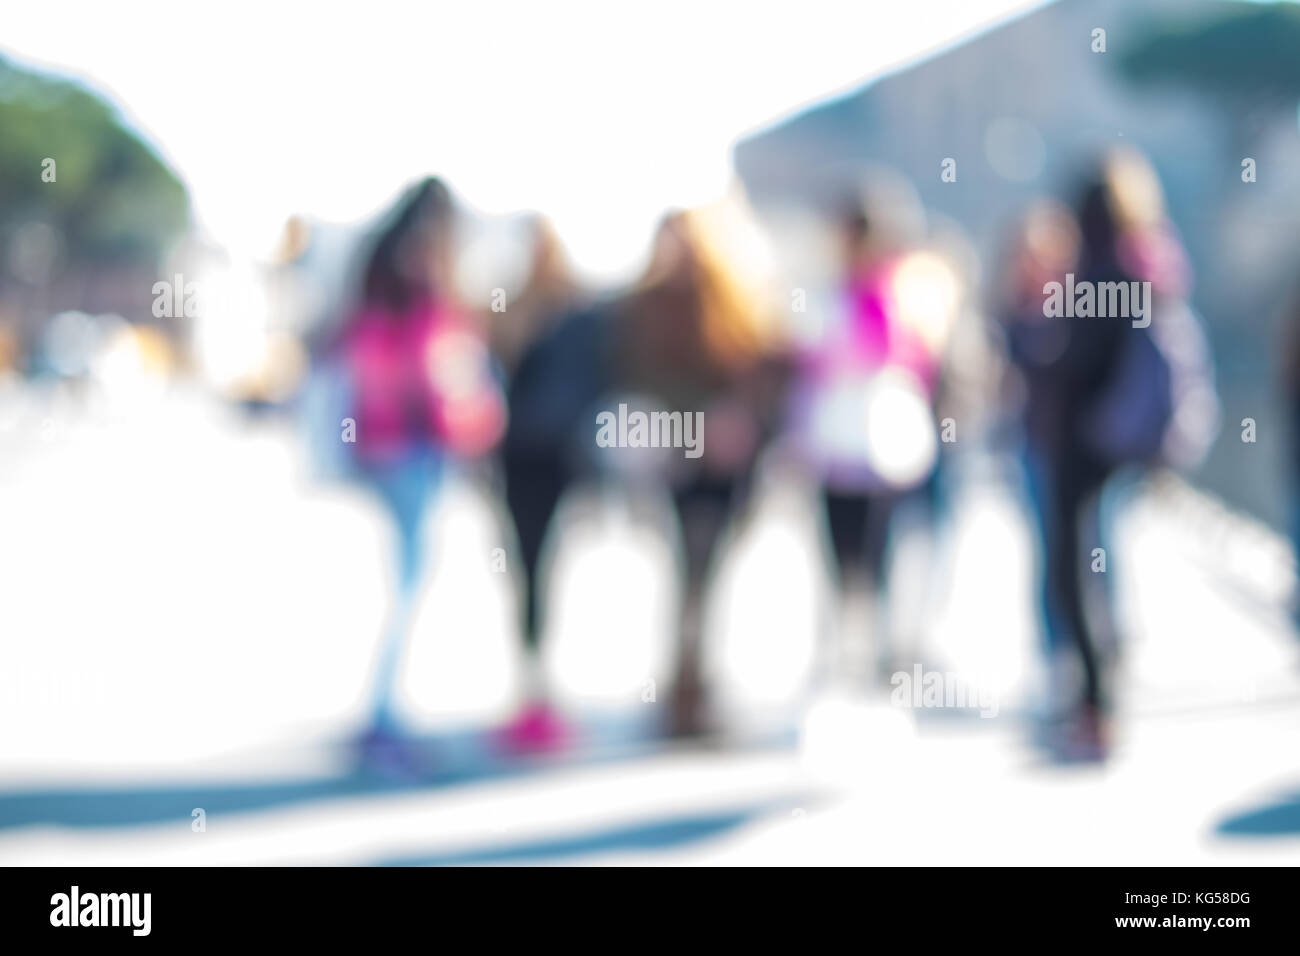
[1,383,1299,864]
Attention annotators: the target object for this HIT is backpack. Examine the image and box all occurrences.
[1079,300,1218,469]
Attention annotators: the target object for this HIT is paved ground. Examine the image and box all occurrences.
[2,385,1299,864]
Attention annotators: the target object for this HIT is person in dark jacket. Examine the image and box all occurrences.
[1001,150,1192,761]
[500,200,789,747]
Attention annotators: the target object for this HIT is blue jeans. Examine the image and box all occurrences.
[358,447,442,729]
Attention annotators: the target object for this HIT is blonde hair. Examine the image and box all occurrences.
[1102,147,1166,232]
[669,192,780,373]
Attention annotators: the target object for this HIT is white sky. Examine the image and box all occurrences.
[3,0,1040,281]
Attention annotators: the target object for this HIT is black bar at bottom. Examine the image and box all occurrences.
[0,865,1290,944]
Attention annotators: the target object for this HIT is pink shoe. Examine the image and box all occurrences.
[495,701,573,756]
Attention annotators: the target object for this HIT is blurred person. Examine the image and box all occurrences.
[785,194,960,684]
[0,320,18,375]
[485,215,581,377]
[1279,284,1300,631]
[502,198,789,745]
[999,150,1213,762]
[330,178,506,770]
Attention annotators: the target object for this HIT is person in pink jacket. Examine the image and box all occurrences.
[337,178,505,770]
[787,195,959,682]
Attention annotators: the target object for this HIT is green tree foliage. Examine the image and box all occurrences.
[1119,4,1300,112]
[0,54,189,272]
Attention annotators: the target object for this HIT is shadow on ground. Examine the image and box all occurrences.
[0,721,671,831]
[1216,790,1300,837]
[371,806,770,865]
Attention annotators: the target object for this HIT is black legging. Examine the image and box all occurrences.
[503,447,571,653]
[505,452,741,634]
[1028,447,1112,714]
[667,473,742,732]
[823,489,895,589]
[673,476,739,597]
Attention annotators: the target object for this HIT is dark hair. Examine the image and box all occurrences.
[834,189,870,244]
[360,177,454,312]
[1077,178,1118,266]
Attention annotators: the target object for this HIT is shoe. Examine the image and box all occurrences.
[665,675,717,740]
[354,724,432,778]
[1035,704,1110,764]
[495,700,573,756]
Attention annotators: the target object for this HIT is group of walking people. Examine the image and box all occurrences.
[312,147,1215,769]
